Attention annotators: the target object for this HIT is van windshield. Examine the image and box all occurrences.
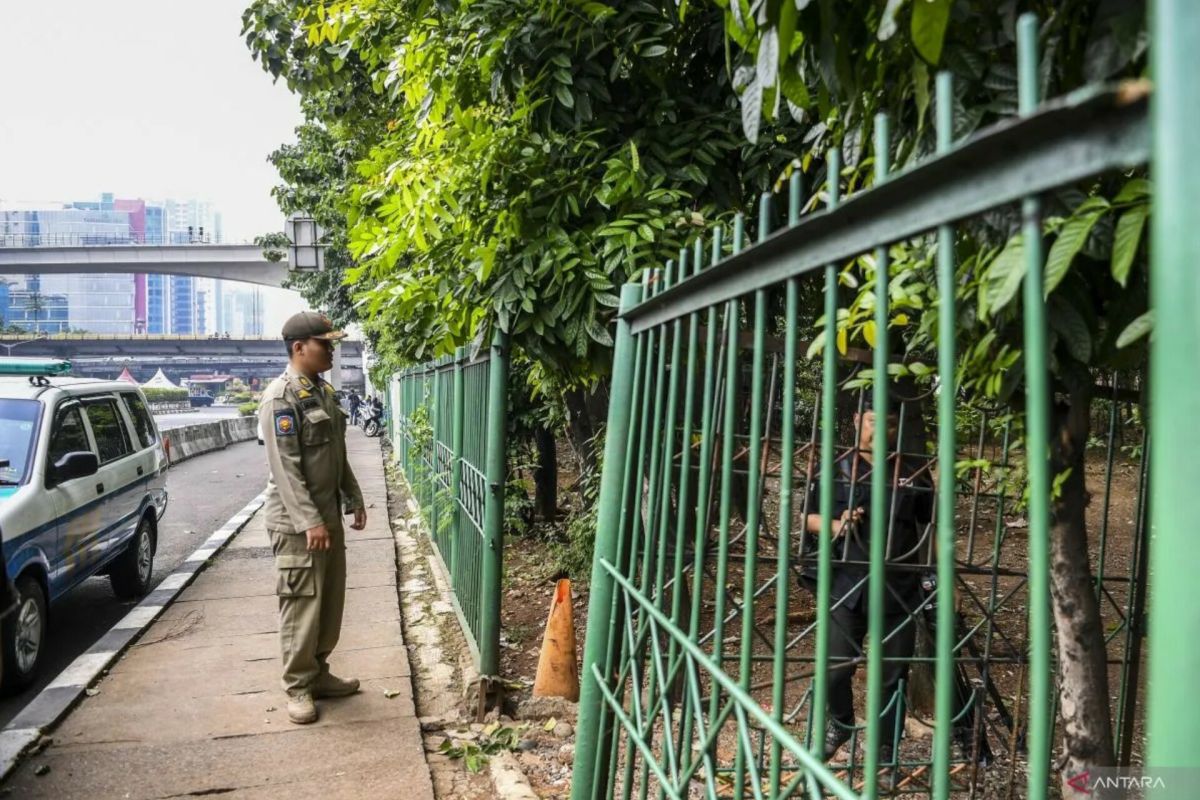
[0,400,41,486]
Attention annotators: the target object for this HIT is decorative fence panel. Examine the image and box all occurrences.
[388,334,510,677]
[571,10,1195,800]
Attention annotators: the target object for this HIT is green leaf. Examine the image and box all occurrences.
[912,60,930,132]
[741,78,763,144]
[981,235,1024,319]
[1111,204,1148,287]
[1116,310,1153,348]
[555,84,574,108]
[1045,199,1109,295]
[1113,177,1151,204]
[911,0,954,65]
[642,45,669,58]
[878,0,908,40]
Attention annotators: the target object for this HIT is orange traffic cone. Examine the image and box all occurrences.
[532,579,579,701]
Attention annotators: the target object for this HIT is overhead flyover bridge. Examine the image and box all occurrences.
[0,235,288,288]
[0,334,364,387]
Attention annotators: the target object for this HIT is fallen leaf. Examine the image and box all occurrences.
[543,717,558,732]
[384,688,402,698]
[85,688,100,697]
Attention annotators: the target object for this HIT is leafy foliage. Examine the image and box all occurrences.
[244,0,799,384]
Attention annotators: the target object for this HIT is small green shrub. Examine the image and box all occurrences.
[142,387,188,403]
[237,403,258,417]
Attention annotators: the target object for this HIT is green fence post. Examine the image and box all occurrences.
[450,347,466,582]
[1147,0,1200,780]
[479,330,510,678]
[572,283,641,800]
[1017,16,1052,798]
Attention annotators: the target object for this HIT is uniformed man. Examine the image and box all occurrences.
[259,311,367,724]
[804,395,933,769]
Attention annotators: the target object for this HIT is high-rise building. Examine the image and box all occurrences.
[215,280,264,337]
[0,194,227,334]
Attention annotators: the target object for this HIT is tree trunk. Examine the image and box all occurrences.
[563,381,610,476]
[1049,384,1116,794]
[533,424,558,522]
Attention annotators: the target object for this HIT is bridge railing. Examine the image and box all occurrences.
[387,334,510,679]
[0,233,259,247]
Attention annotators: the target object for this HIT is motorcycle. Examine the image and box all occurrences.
[359,404,384,437]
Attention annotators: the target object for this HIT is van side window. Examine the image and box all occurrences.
[49,406,90,466]
[121,393,157,449]
[85,400,132,464]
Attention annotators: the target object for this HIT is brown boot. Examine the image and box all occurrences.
[313,672,360,699]
[287,691,318,724]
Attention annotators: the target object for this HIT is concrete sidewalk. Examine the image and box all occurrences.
[3,433,435,799]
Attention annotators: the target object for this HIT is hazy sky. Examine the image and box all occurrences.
[0,0,309,328]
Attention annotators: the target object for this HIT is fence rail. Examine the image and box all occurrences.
[388,334,509,678]
[571,10,1192,800]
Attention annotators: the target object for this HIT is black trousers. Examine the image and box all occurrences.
[827,598,917,749]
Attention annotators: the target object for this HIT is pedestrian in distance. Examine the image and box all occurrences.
[258,311,367,725]
[348,390,362,426]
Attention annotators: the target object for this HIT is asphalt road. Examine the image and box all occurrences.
[0,439,270,727]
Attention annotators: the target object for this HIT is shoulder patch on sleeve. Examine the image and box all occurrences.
[274,410,297,437]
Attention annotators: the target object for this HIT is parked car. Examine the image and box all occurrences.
[0,359,168,692]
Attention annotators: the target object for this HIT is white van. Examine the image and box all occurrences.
[0,359,168,691]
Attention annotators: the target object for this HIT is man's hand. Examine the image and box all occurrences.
[832,507,865,538]
[306,524,332,551]
[349,507,367,531]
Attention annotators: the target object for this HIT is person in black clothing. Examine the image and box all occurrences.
[804,396,933,767]
[348,391,363,425]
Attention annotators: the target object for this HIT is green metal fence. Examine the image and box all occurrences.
[389,333,510,677]
[572,10,1196,800]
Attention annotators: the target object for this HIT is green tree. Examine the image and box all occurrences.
[711,0,1149,782]
[243,0,800,456]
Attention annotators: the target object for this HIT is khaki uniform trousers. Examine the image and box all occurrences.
[269,523,347,693]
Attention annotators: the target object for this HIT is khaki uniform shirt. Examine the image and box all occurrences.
[259,365,364,534]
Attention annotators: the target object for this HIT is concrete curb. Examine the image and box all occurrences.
[0,489,268,780]
[163,416,257,464]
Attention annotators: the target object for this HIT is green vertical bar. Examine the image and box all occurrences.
[733,193,771,799]
[479,330,509,677]
[769,172,803,795]
[1017,15,1051,799]
[432,360,443,549]
[708,215,744,732]
[1148,0,1200,783]
[680,229,722,782]
[572,284,644,800]
[864,114,891,799]
[450,347,466,581]
[932,71,957,800]
[810,148,841,755]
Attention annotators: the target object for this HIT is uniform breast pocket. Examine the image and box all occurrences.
[301,408,332,446]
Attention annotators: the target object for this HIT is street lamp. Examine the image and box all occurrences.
[285,213,326,272]
[0,334,49,357]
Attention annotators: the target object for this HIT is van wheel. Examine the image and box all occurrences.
[110,516,154,599]
[2,575,47,693]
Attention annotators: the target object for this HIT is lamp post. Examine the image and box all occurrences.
[284,214,326,272]
[284,214,341,388]
[0,334,49,358]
